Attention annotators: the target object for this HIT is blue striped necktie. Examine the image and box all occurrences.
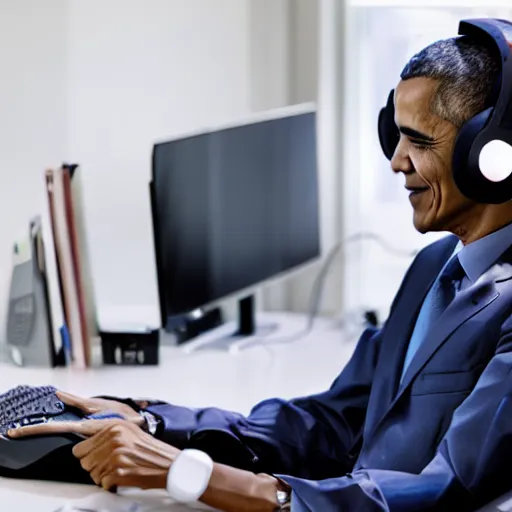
[401,255,465,380]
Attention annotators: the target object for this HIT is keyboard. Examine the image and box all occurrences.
[0,384,89,480]
[0,385,66,435]
[0,384,125,482]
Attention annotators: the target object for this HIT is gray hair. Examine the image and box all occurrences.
[400,36,500,127]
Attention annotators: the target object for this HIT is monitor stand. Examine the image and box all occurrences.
[183,295,278,353]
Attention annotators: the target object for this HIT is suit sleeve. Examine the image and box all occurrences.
[136,243,423,475]
[132,325,383,478]
[277,323,512,512]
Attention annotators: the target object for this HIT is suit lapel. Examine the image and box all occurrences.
[365,242,512,443]
[377,259,512,434]
[396,278,499,396]
[364,236,458,439]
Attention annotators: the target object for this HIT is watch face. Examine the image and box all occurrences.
[277,489,291,505]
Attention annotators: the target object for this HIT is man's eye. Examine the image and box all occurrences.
[412,141,431,151]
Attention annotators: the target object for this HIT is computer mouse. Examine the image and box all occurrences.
[0,385,103,484]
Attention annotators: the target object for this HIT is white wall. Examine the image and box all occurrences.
[248,0,290,113]
[289,0,320,104]
[0,0,256,333]
[0,0,69,337]
[246,0,291,314]
[66,0,252,328]
[0,0,338,336]
[282,0,345,317]
[248,0,345,317]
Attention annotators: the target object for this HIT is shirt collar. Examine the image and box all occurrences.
[456,222,512,283]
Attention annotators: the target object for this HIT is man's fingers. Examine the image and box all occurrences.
[101,471,123,492]
[72,436,96,459]
[83,445,135,486]
[90,457,111,486]
[75,427,128,483]
[8,421,84,437]
[56,391,93,413]
[101,467,159,492]
[73,427,115,459]
[8,419,121,438]
[72,422,127,458]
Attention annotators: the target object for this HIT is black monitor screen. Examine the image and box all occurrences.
[151,110,320,319]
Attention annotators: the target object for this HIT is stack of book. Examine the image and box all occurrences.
[45,163,97,369]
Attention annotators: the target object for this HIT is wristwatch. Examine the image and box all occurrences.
[276,484,292,510]
[166,449,214,503]
[139,410,160,435]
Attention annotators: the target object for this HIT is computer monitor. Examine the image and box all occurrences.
[150,104,320,348]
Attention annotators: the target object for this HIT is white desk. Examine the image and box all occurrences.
[0,312,358,511]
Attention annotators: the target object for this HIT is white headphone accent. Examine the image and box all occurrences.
[478,139,512,183]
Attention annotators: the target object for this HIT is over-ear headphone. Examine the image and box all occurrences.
[378,18,512,204]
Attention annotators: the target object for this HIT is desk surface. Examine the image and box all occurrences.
[0,312,357,511]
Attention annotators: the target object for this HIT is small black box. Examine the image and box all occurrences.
[100,328,159,365]
[165,307,224,345]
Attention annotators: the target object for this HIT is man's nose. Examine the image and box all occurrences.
[390,143,413,174]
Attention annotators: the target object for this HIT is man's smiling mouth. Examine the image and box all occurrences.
[405,186,429,196]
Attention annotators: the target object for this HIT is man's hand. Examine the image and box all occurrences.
[7,416,127,439]
[7,391,145,439]
[10,420,178,491]
[73,422,178,491]
[54,391,145,426]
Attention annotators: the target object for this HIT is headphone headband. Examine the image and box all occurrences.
[459,19,512,60]
[459,19,512,130]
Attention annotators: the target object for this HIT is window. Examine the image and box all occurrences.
[342,2,512,315]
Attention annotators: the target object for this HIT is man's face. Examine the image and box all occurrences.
[392,77,475,233]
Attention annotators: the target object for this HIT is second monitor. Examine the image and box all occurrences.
[150,105,320,348]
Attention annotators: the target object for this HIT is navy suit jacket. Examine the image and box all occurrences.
[122,235,512,511]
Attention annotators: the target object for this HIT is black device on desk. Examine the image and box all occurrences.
[150,105,320,349]
[0,385,100,484]
[5,217,62,367]
[100,327,160,365]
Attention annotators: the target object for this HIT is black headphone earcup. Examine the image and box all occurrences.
[453,107,492,188]
[378,89,399,161]
[452,107,512,203]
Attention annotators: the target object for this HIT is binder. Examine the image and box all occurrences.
[62,164,97,366]
[46,168,86,368]
[45,163,97,368]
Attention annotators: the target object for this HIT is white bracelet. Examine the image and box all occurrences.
[166,449,214,503]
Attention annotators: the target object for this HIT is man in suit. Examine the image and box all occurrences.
[10,27,512,512]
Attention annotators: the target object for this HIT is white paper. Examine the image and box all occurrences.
[55,488,216,512]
